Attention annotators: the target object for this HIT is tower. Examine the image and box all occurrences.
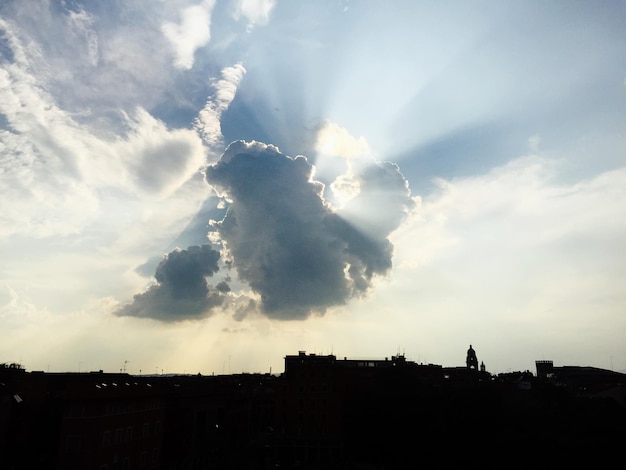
[466,344,478,371]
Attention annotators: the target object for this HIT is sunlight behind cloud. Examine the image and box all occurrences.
[313,121,372,207]
[314,121,371,160]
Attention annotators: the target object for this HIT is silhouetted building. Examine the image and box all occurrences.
[535,359,554,378]
[535,360,625,395]
[2,351,626,468]
[466,344,479,370]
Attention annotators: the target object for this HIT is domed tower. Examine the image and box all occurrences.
[466,344,479,371]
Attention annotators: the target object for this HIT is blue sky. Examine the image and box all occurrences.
[1,0,625,375]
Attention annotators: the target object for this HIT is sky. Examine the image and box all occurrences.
[1,0,625,376]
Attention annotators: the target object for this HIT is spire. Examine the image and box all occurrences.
[466,344,478,371]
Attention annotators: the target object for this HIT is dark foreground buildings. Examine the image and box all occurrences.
[1,347,625,469]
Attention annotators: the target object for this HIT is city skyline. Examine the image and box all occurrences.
[1,1,625,376]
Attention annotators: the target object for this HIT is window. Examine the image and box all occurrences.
[102,430,111,448]
[65,404,85,417]
[65,434,81,453]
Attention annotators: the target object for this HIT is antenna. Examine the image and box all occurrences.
[122,360,130,373]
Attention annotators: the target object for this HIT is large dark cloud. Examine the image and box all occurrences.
[205,140,414,319]
[116,245,227,321]
[117,140,415,322]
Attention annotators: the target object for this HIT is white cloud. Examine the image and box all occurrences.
[0,42,102,237]
[116,108,208,199]
[0,2,197,132]
[0,48,207,235]
[162,0,217,70]
[232,0,277,27]
[395,156,626,273]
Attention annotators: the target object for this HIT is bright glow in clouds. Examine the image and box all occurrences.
[314,121,373,205]
[1,1,625,376]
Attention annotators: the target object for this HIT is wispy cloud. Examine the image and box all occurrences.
[66,7,99,67]
[195,63,247,154]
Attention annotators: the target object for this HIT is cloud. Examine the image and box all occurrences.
[232,0,277,27]
[204,140,414,319]
[194,63,247,153]
[0,15,210,237]
[315,121,372,161]
[313,121,415,227]
[0,64,206,235]
[162,0,217,70]
[0,23,100,237]
[338,160,416,242]
[392,156,626,313]
[116,108,208,199]
[0,2,175,120]
[116,245,227,322]
[66,7,99,67]
[312,121,375,207]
